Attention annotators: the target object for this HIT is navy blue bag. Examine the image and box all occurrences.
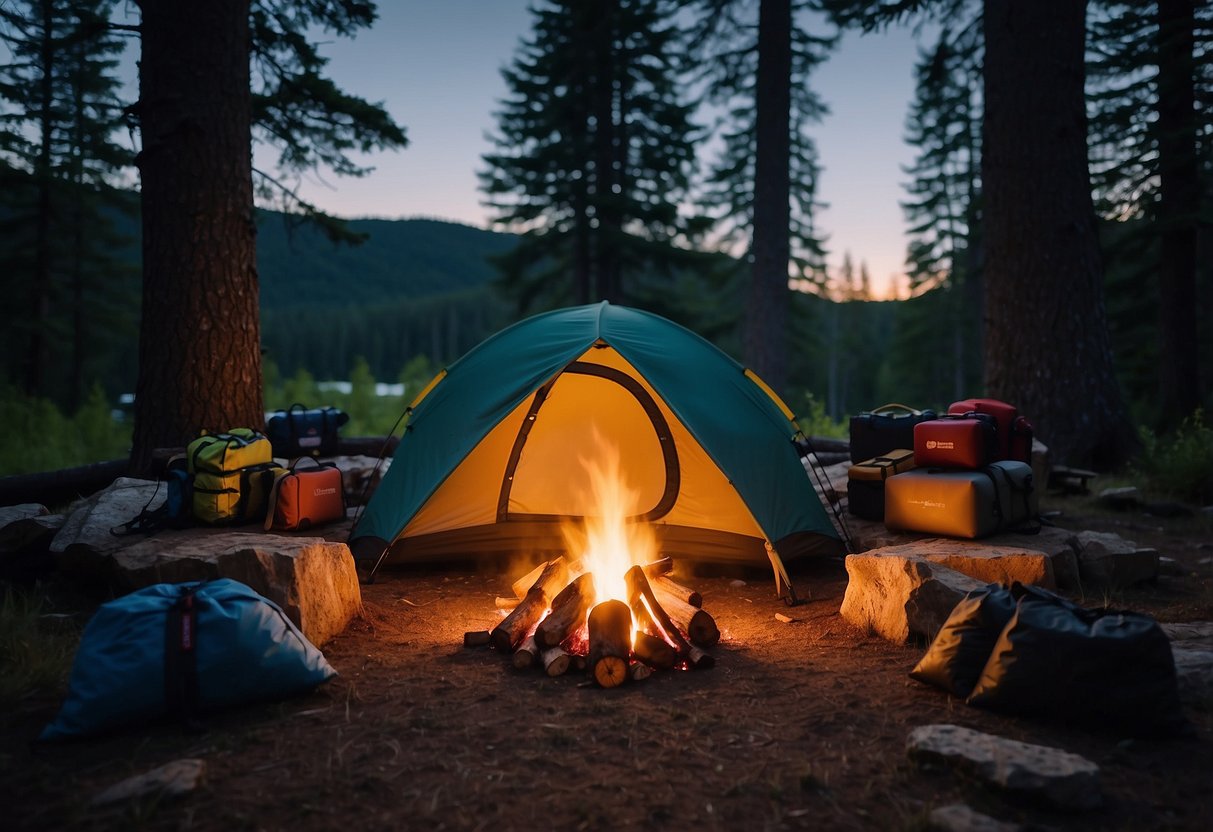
[266,404,349,458]
[41,579,336,740]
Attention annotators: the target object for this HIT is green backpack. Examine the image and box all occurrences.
[187,429,282,525]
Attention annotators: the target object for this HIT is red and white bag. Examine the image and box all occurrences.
[948,398,1034,463]
[914,413,999,469]
[265,459,346,532]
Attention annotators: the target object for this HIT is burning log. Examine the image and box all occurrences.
[653,576,701,608]
[624,565,715,670]
[511,560,551,600]
[642,556,674,578]
[587,599,632,688]
[654,587,719,647]
[513,635,539,669]
[463,630,492,648]
[492,558,569,652]
[535,573,596,648]
[632,631,677,671]
[542,646,571,677]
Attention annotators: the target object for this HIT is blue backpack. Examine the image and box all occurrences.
[41,579,336,740]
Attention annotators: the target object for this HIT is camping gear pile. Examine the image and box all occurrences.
[463,555,718,687]
[41,579,335,740]
[114,415,351,537]
[848,399,1037,539]
[910,583,1190,737]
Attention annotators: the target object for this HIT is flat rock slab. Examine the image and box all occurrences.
[908,724,1101,811]
[865,538,1057,589]
[1162,622,1213,709]
[1072,530,1159,588]
[50,477,164,564]
[928,803,1021,832]
[841,554,985,643]
[109,532,361,646]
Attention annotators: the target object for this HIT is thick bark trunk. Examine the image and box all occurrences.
[981,0,1135,467]
[130,0,262,474]
[1154,0,1201,427]
[744,0,793,395]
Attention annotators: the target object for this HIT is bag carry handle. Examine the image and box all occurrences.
[289,456,337,472]
[871,403,920,416]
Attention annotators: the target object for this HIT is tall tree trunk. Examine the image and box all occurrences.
[27,0,56,399]
[982,0,1135,467]
[130,0,261,473]
[1154,0,1201,428]
[745,0,792,394]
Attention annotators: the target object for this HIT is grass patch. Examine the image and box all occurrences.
[0,585,79,707]
[1134,410,1213,505]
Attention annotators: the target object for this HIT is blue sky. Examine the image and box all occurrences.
[234,4,933,298]
[4,2,933,298]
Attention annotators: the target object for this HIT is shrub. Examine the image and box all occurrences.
[1135,410,1213,504]
[0,586,79,708]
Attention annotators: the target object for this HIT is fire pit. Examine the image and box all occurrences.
[463,448,721,686]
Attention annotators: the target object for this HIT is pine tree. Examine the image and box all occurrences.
[480,0,705,312]
[0,0,131,406]
[129,0,407,470]
[689,0,836,395]
[983,0,1135,466]
[1088,0,1212,428]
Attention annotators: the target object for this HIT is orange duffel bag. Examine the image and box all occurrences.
[265,459,346,532]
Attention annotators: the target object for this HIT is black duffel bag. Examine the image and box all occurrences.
[265,404,349,458]
[848,403,936,463]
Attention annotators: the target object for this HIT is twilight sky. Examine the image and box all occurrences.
[272,2,930,299]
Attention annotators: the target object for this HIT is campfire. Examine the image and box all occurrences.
[462,444,720,686]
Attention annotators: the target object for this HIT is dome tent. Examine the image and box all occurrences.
[349,302,844,597]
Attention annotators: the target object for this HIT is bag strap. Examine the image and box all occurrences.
[164,585,202,728]
[871,403,919,416]
[264,469,289,531]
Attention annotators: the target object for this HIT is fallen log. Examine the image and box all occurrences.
[492,558,569,652]
[587,599,632,688]
[655,587,719,647]
[535,573,596,648]
[632,631,677,671]
[624,565,714,670]
[653,575,701,608]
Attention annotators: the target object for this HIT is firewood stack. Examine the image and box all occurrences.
[463,556,719,687]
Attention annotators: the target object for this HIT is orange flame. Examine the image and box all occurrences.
[562,435,658,618]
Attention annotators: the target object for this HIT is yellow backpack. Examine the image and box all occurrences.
[187,429,281,525]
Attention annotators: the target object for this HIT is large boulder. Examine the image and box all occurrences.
[108,532,361,645]
[864,538,1058,589]
[1072,530,1159,588]
[840,554,985,643]
[992,526,1081,589]
[50,477,165,570]
[908,724,1101,811]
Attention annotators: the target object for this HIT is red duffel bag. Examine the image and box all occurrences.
[948,398,1033,463]
[914,413,999,469]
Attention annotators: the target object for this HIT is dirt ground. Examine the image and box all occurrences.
[2,491,1211,832]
